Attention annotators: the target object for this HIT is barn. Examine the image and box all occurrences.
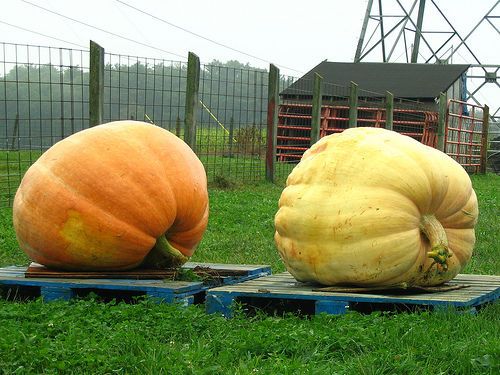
[277,61,470,161]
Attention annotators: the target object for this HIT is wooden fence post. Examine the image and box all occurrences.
[437,92,447,152]
[184,52,200,151]
[89,40,104,127]
[266,64,279,182]
[480,105,490,174]
[348,81,358,128]
[310,73,323,146]
[385,91,394,130]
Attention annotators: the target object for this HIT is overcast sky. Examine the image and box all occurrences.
[1,0,499,111]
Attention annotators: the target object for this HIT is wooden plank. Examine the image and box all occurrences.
[0,266,25,275]
[454,274,500,282]
[20,262,270,280]
[242,272,500,285]
[185,262,271,273]
[214,280,499,299]
[25,263,180,279]
[209,288,475,305]
[216,280,498,296]
[312,284,470,293]
[451,277,500,283]
[0,275,202,294]
[210,285,484,302]
[206,272,500,317]
[212,275,500,295]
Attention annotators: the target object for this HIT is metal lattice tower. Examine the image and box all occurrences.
[354,0,500,123]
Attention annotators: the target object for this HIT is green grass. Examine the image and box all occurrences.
[0,298,498,374]
[465,174,500,275]
[0,150,44,207]
[0,174,498,374]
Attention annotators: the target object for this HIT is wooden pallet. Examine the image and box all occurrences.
[0,262,271,304]
[205,272,500,317]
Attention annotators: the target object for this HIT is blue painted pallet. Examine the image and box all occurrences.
[206,272,500,317]
[185,262,271,287]
[0,262,271,304]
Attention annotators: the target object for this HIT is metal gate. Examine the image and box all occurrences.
[445,100,487,173]
[276,103,439,162]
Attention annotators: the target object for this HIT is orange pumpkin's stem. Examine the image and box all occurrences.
[420,215,452,271]
[140,235,189,269]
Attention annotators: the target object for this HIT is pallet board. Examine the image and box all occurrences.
[206,272,500,317]
[0,262,271,304]
[23,262,269,282]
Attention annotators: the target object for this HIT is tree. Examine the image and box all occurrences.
[0,57,270,149]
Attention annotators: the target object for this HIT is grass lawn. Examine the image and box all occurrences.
[0,174,498,374]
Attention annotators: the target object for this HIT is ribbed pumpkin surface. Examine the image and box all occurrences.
[274,127,478,287]
[13,121,209,271]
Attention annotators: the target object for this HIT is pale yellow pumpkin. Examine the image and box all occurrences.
[274,127,478,287]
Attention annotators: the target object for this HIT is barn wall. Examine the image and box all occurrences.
[446,75,465,102]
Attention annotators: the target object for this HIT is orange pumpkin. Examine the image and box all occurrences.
[13,120,209,271]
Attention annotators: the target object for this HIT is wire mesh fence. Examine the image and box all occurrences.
[197,63,268,182]
[0,42,89,206]
[489,123,500,173]
[103,53,187,134]
[0,41,493,207]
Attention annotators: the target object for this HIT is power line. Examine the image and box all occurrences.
[114,0,303,73]
[0,19,88,49]
[21,0,186,59]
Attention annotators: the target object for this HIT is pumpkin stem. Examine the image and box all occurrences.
[140,235,189,269]
[419,215,451,271]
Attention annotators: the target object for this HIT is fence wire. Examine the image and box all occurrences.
[197,63,268,182]
[103,53,187,135]
[0,42,89,206]
[0,41,493,207]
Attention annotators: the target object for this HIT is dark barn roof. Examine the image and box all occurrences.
[282,61,470,99]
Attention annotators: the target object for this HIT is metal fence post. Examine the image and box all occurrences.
[437,92,447,152]
[385,91,394,130]
[89,40,104,127]
[480,104,490,174]
[175,116,181,137]
[10,114,19,150]
[310,73,323,145]
[266,64,279,182]
[348,81,358,128]
[228,117,234,157]
[184,52,200,151]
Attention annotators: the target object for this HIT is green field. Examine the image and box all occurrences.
[0,174,498,374]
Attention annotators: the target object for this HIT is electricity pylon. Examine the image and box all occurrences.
[354,0,499,122]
